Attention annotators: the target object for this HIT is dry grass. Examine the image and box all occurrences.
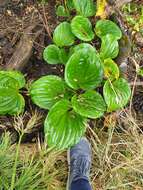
[89,111,143,190]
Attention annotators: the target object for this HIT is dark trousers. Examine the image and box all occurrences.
[71,179,92,190]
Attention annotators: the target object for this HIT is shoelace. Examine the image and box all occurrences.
[72,155,91,180]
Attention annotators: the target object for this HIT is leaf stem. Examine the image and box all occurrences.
[10,133,23,190]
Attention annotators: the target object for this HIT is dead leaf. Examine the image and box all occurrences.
[96,0,108,19]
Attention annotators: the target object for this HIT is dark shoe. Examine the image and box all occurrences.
[67,137,91,190]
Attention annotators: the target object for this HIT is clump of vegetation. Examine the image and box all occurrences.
[29,0,131,150]
[0,0,132,151]
[90,112,143,189]
[122,2,143,34]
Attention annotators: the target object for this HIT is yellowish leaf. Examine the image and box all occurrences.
[96,0,107,19]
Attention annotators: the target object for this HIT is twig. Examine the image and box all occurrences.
[10,134,23,190]
[129,57,139,113]
[37,5,52,40]
[42,4,52,39]
[5,24,43,71]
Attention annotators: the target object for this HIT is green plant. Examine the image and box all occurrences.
[29,0,131,150]
[122,3,143,33]
[90,112,143,190]
[56,0,95,18]
[0,131,66,190]
[0,70,25,115]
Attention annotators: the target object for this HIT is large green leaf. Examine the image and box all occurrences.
[69,43,97,57]
[0,70,25,89]
[74,43,97,53]
[103,58,119,81]
[67,0,74,10]
[0,87,24,115]
[73,0,96,17]
[95,19,122,40]
[72,90,106,119]
[0,74,19,89]
[43,45,61,64]
[65,48,103,90]
[100,34,119,60]
[71,16,94,41]
[103,78,131,112]
[43,45,68,65]
[53,22,75,47]
[0,87,17,115]
[9,94,25,115]
[30,75,67,110]
[44,99,87,150]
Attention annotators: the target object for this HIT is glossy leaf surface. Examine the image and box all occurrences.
[103,78,131,112]
[30,75,66,110]
[69,43,97,57]
[100,34,119,60]
[0,70,25,89]
[73,0,96,17]
[95,19,122,40]
[44,99,87,150]
[53,22,75,47]
[65,48,103,90]
[9,94,25,115]
[43,45,68,65]
[71,16,94,41]
[0,74,19,89]
[59,48,69,64]
[43,45,61,64]
[72,90,106,118]
[103,58,119,81]
[0,87,24,115]
[74,43,97,53]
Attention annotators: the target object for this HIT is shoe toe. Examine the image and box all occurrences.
[70,137,91,159]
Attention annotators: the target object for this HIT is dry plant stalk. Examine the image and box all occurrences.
[89,111,143,189]
[5,24,43,71]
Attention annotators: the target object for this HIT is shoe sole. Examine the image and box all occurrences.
[66,149,70,190]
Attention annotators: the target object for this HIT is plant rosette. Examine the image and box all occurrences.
[31,1,131,150]
[31,40,131,150]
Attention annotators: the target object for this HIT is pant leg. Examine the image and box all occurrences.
[71,179,92,190]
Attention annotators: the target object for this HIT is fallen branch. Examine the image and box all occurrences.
[5,24,43,71]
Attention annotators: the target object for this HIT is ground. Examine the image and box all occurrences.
[0,0,143,190]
